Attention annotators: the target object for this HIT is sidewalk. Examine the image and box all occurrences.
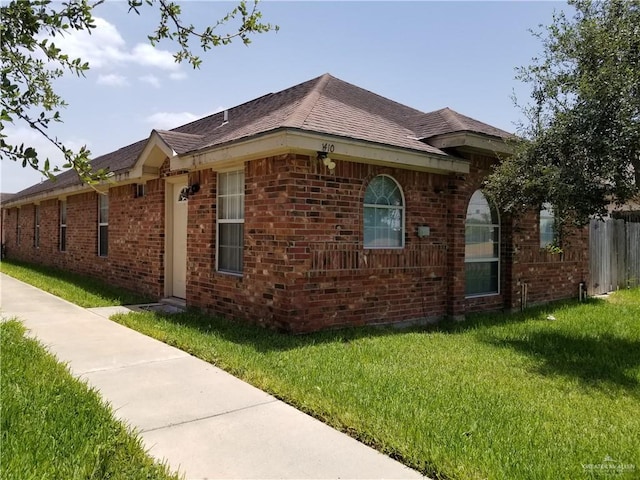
[0,273,425,480]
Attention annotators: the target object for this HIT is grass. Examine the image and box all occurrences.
[3,260,639,479]
[0,319,180,480]
[110,295,640,480]
[0,259,151,307]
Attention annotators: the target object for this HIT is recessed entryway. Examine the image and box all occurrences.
[165,177,188,299]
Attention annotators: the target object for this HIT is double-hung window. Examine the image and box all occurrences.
[465,190,500,296]
[217,170,244,274]
[98,194,108,257]
[363,175,404,248]
[34,205,40,248]
[60,200,67,252]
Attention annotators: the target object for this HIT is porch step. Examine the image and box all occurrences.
[160,297,187,309]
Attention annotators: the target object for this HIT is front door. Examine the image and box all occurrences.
[171,182,188,299]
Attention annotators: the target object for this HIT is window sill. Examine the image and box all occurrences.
[465,292,500,299]
[216,270,243,278]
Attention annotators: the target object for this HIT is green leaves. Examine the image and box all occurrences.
[487,0,640,225]
[0,0,104,184]
[143,0,278,68]
[1,0,277,186]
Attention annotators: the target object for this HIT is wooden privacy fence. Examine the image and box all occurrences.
[589,219,640,295]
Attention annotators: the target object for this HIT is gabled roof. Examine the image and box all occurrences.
[7,73,512,204]
[154,131,204,155]
[414,107,513,140]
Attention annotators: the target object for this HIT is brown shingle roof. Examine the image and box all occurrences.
[293,75,444,154]
[1,193,16,204]
[9,74,512,202]
[154,131,204,154]
[168,74,444,155]
[414,107,513,139]
[11,140,147,199]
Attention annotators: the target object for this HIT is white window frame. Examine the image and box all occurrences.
[363,174,405,249]
[464,190,500,297]
[98,194,108,257]
[216,169,244,275]
[60,200,67,252]
[540,203,556,248]
[34,205,40,248]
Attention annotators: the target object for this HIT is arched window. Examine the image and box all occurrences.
[540,203,556,248]
[465,190,499,296]
[363,175,404,248]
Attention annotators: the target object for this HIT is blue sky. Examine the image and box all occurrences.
[2,1,567,193]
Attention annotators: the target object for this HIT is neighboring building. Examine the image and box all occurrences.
[608,198,640,222]
[1,74,588,332]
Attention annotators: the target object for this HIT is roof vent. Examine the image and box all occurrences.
[222,110,229,124]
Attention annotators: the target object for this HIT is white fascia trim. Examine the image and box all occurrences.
[427,132,515,156]
[124,130,176,181]
[171,130,470,174]
[3,174,132,209]
[3,183,96,208]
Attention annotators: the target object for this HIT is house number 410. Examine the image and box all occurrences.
[321,143,335,153]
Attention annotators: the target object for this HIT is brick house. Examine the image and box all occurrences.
[2,74,588,332]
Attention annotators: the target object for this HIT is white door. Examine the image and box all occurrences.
[171,183,188,299]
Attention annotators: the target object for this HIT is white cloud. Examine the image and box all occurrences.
[1,127,91,193]
[46,18,127,69]
[130,44,179,71]
[139,74,161,88]
[5,127,71,170]
[145,112,202,130]
[39,17,181,73]
[97,73,129,87]
[144,107,225,130]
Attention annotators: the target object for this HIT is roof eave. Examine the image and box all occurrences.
[424,132,515,156]
[2,129,477,210]
[172,128,470,175]
[1,180,105,209]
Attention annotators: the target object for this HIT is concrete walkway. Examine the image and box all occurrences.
[0,273,425,480]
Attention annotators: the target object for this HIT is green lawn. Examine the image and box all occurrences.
[2,260,638,479]
[111,293,640,480]
[0,259,151,307]
[0,320,180,480]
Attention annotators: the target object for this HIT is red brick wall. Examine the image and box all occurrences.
[184,154,452,332]
[107,181,166,297]
[174,155,451,332]
[276,155,451,332]
[66,192,99,273]
[3,152,589,332]
[507,210,588,310]
[4,180,166,299]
